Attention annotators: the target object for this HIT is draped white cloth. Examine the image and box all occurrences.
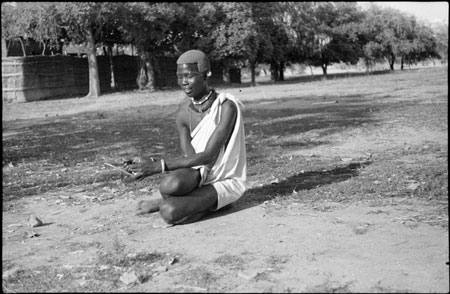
[190,92,247,210]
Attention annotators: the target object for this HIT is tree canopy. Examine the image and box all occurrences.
[1,1,446,97]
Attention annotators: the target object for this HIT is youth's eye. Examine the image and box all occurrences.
[177,72,201,79]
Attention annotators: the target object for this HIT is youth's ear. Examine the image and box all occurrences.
[202,72,210,83]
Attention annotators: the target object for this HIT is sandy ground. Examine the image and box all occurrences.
[2,69,449,292]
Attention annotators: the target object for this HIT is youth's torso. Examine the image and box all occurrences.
[179,91,219,133]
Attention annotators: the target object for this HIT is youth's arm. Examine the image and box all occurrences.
[166,100,237,170]
[127,100,237,179]
[175,101,196,157]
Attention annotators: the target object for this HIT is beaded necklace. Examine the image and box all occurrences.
[191,90,213,106]
[189,90,216,132]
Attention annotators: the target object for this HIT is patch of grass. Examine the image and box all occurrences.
[97,237,165,268]
[242,158,372,207]
[2,111,178,203]
[2,238,170,292]
[253,270,271,282]
[369,281,413,293]
[305,278,354,293]
[264,254,290,273]
[179,265,220,289]
[2,265,116,293]
[213,253,245,270]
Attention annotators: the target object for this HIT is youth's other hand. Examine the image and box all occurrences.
[124,157,158,180]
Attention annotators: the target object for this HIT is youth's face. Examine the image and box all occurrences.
[176,63,207,99]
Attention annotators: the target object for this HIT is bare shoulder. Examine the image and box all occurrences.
[219,98,238,126]
[222,98,238,112]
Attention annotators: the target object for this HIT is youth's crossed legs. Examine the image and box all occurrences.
[136,168,218,225]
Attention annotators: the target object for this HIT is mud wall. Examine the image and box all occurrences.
[2,56,111,102]
[2,55,225,103]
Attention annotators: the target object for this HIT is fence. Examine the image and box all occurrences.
[111,55,140,90]
[2,55,226,103]
[2,55,112,102]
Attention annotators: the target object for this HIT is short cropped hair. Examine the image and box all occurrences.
[176,50,211,74]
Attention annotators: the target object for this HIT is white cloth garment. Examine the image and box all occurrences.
[190,92,247,210]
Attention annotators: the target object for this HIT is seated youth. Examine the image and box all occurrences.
[124,49,247,225]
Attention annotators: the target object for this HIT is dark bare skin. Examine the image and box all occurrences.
[126,63,237,225]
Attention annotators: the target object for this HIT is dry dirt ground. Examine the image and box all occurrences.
[2,67,449,292]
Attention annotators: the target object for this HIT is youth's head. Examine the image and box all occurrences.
[176,50,212,98]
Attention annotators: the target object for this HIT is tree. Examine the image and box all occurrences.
[264,2,296,81]
[118,2,180,90]
[55,2,128,98]
[2,2,134,98]
[292,2,364,76]
[1,2,61,56]
[432,21,448,65]
[358,4,403,70]
[242,2,299,83]
[167,3,216,54]
[208,2,259,82]
[166,2,294,84]
[409,21,441,66]
[168,2,262,84]
[359,4,441,71]
[1,2,26,56]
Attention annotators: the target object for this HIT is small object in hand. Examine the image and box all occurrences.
[104,162,134,176]
[28,215,43,227]
[123,159,134,166]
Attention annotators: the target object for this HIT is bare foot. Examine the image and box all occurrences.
[135,199,161,215]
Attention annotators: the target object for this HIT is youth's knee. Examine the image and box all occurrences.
[159,173,184,196]
[159,201,206,225]
[159,201,180,224]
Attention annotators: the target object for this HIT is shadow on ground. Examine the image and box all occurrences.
[201,160,373,222]
[2,92,383,202]
[3,93,382,166]
[243,95,382,143]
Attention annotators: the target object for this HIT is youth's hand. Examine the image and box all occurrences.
[124,157,158,180]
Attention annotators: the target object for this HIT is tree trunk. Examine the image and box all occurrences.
[108,45,116,89]
[389,53,395,70]
[137,60,147,90]
[18,37,26,57]
[222,66,230,83]
[400,55,404,70]
[145,58,156,91]
[2,38,7,57]
[270,60,279,81]
[136,53,156,91]
[250,61,256,86]
[321,64,327,75]
[279,61,284,81]
[85,25,101,98]
[364,58,371,74]
[41,41,46,56]
[149,55,160,89]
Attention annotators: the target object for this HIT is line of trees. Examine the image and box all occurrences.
[1,2,447,98]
